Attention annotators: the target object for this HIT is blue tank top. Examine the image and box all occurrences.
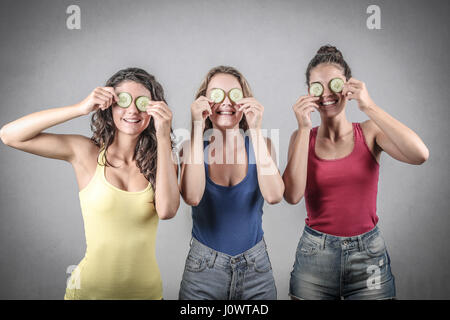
[191,135,265,256]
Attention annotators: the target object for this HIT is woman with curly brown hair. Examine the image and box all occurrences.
[0,67,180,299]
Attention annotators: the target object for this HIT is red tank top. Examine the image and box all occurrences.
[304,123,379,237]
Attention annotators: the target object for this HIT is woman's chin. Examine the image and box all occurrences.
[211,120,240,131]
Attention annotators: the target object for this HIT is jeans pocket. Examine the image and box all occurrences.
[253,252,272,273]
[365,233,387,258]
[296,234,319,257]
[185,252,207,273]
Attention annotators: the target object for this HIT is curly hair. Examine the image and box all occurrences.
[306,45,352,85]
[195,65,253,132]
[90,67,173,191]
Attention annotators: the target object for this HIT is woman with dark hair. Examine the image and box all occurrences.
[178,66,284,300]
[283,45,429,300]
[0,67,180,299]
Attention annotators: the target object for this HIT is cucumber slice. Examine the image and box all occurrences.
[329,78,344,93]
[135,96,150,112]
[117,92,132,108]
[229,88,243,103]
[210,88,225,103]
[309,82,324,97]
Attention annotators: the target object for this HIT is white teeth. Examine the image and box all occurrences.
[218,111,233,115]
[322,101,337,106]
[124,119,140,123]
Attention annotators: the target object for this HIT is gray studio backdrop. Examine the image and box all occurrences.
[0,0,449,299]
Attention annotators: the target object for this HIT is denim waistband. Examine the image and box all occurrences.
[190,236,267,264]
[303,224,380,250]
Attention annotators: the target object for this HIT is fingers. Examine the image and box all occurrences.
[146,102,172,119]
[238,102,262,113]
[93,94,111,110]
[102,87,119,102]
[94,87,116,109]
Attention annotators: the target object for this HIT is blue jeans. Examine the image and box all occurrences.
[179,237,277,300]
[289,224,396,300]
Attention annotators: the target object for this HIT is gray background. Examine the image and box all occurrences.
[0,0,449,299]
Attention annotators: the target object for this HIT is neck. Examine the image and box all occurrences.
[318,112,352,141]
[211,125,244,148]
[108,132,140,164]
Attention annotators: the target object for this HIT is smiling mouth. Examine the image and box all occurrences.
[123,118,142,123]
[216,111,236,115]
[320,99,338,107]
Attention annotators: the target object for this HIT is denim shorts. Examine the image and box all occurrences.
[289,224,396,300]
[179,237,277,300]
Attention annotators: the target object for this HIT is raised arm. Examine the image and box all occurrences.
[238,97,284,204]
[282,95,319,204]
[0,87,118,163]
[179,96,213,206]
[343,78,429,165]
[145,101,180,220]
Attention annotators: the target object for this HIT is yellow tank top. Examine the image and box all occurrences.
[64,149,162,299]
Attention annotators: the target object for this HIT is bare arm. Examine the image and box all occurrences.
[282,129,311,204]
[179,96,213,206]
[0,87,117,163]
[282,94,318,204]
[179,121,207,206]
[344,78,429,164]
[145,101,180,220]
[248,130,284,204]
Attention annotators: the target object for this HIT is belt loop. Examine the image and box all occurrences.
[207,250,217,268]
[358,236,364,251]
[321,234,326,250]
[189,237,193,247]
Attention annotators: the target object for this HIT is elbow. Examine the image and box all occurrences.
[181,193,202,207]
[266,194,283,205]
[156,200,180,220]
[419,148,430,164]
[412,148,430,165]
[283,191,303,205]
[0,126,10,145]
[157,208,178,220]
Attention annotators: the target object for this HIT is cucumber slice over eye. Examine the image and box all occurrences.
[210,88,225,103]
[229,88,243,103]
[329,78,344,93]
[117,92,132,108]
[135,96,150,112]
[309,82,324,97]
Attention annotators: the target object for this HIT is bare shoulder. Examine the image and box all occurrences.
[69,135,100,166]
[360,120,380,142]
[359,120,382,160]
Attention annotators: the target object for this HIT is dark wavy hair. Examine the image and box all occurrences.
[306,45,352,85]
[90,67,173,191]
[195,65,252,132]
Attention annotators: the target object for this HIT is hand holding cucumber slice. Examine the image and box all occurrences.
[135,96,150,112]
[309,82,324,97]
[117,92,132,108]
[229,88,243,103]
[329,78,344,93]
[210,88,226,103]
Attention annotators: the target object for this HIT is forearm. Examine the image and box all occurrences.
[155,135,180,220]
[179,121,206,205]
[282,129,310,204]
[0,104,84,144]
[248,129,284,204]
[364,104,429,162]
